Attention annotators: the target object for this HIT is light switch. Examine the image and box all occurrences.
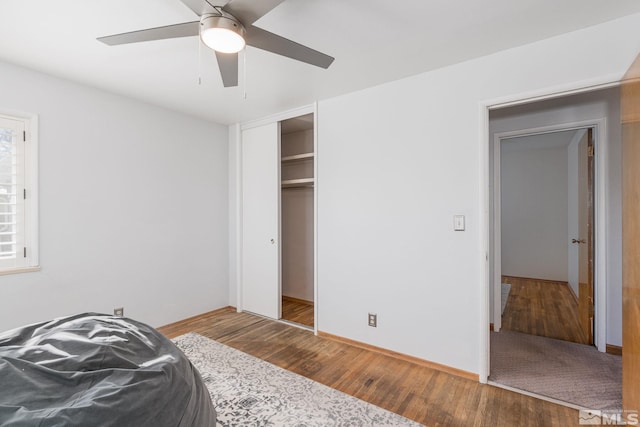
[454,215,465,231]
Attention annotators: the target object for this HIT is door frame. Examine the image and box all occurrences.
[477,80,619,383]
[236,103,319,333]
[491,119,607,350]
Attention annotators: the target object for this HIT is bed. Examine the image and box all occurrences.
[0,313,216,426]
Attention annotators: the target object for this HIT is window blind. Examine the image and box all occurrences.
[0,117,25,267]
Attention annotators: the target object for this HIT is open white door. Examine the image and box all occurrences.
[241,122,281,319]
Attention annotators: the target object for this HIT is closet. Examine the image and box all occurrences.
[280,114,315,328]
[240,111,315,329]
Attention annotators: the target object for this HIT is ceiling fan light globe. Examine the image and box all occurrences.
[200,15,246,54]
[202,28,245,53]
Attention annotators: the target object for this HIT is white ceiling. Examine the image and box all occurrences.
[2,1,640,125]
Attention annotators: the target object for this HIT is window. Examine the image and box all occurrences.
[0,114,38,273]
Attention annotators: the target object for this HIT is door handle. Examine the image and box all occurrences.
[571,238,586,244]
[270,239,275,244]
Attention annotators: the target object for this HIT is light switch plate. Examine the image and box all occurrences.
[454,215,465,231]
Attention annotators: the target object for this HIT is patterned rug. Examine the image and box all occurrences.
[173,333,424,427]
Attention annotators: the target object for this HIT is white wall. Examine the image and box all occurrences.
[314,14,638,373]
[500,142,569,281]
[489,87,622,346]
[0,60,229,331]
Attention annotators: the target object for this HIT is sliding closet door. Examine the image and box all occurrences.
[241,122,281,319]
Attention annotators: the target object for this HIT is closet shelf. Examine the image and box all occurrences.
[281,152,314,163]
[281,178,314,188]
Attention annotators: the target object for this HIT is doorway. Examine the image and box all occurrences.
[486,86,621,352]
[496,127,594,345]
[485,87,623,409]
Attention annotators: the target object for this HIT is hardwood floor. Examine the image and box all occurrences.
[281,296,314,327]
[501,276,589,345]
[158,307,579,426]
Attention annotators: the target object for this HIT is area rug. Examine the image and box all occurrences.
[173,333,423,426]
[501,283,511,314]
[489,330,621,410]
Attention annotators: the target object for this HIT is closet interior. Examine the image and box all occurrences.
[280,114,315,328]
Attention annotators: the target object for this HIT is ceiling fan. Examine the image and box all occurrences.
[97,0,334,87]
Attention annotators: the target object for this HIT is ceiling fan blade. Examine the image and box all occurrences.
[222,0,286,26]
[98,22,199,46]
[245,26,334,69]
[179,0,221,16]
[215,51,239,87]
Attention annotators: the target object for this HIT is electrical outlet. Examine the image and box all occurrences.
[368,313,377,327]
[114,307,124,317]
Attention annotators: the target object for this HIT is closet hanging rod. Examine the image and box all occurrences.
[282,178,314,187]
[281,152,314,162]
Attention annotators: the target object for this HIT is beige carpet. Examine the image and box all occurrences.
[489,330,621,410]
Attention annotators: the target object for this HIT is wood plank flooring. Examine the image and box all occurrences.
[158,307,579,427]
[501,276,589,345]
[281,296,314,327]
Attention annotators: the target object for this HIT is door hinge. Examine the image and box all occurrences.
[23,247,27,258]
[588,145,594,157]
[23,130,26,142]
[23,189,26,200]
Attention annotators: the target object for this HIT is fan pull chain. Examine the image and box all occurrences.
[243,50,247,99]
[197,39,202,85]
